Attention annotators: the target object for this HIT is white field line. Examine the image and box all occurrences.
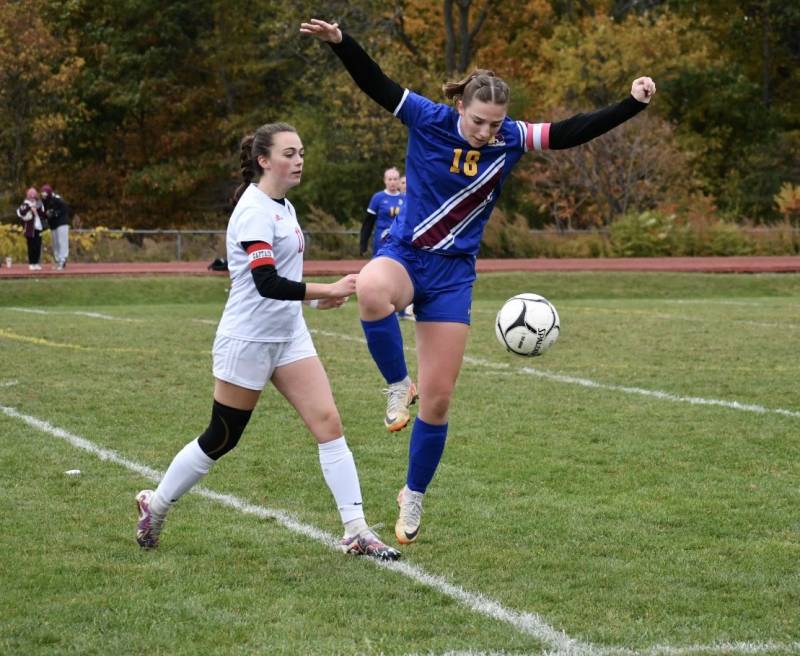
[671,299,800,308]
[0,380,18,387]
[0,403,585,656]
[6,307,144,322]
[416,644,800,656]
[309,330,800,421]
[3,403,798,656]
[3,314,797,419]
[471,306,800,331]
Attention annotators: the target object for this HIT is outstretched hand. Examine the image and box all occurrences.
[631,77,656,103]
[315,296,349,310]
[299,18,342,44]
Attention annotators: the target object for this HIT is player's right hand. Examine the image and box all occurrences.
[330,273,358,298]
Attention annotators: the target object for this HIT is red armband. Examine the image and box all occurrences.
[246,242,275,268]
[526,122,550,152]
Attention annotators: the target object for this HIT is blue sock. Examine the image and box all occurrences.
[361,314,407,384]
[407,417,448,493]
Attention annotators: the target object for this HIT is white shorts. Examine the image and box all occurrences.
[212,330,317,391]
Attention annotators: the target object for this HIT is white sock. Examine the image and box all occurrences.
[151,439,215,516]
[318,436,365,527]
[344,517,368,538]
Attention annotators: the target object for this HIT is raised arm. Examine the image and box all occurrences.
[547,77,656,150]
[300,19,404,113]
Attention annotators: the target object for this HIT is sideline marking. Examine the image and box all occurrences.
[3,403,798,656]
[0,328,156,354]
[0,403,585,655]
[310,330,800,421]
[7,307,144,322]
[420,645,800,656]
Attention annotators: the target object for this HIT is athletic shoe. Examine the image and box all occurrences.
[395,485,424,544]
[136,489,165,549]
[383,379,418,432]
[397,303,417,321]
[339,528,401,561]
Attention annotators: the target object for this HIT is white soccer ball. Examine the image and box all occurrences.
[495,293,560,357]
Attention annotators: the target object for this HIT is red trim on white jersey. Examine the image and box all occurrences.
[246,242,275,268]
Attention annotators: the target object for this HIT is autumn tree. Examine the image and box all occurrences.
[517,114,694,229]
[0,0,84,210]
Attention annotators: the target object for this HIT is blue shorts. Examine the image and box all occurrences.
[376,238,476,325]
[373,223,392,256]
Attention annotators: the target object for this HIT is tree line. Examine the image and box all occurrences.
[1,0,798,230]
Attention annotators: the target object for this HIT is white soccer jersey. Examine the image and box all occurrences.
[216,184,307,342]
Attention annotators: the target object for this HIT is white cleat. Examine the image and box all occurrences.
[395,485,424,544]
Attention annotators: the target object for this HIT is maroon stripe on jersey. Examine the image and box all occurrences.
[411,167,503,249]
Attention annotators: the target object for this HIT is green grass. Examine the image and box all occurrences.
[1,272,799,655]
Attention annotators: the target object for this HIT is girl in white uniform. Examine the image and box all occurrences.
[135,122,400,561]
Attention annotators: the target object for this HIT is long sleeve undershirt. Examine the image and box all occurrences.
[329,33,648,150]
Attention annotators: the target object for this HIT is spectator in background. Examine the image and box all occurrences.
[16,187,45,271]
[41,184,71,270]
[359,167,403,257]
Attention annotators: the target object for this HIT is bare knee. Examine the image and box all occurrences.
[310,405,343,441]
[356,276,394,317]
[420,390,452,424]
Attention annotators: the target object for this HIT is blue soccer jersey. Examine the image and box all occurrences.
[390,90,550,256]
[367,190,404,252]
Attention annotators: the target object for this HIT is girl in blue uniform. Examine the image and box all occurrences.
[360,167,404,257]
[302,18,656,545]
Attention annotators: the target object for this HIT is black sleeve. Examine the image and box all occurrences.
[359,212,376,255]
[549,95,647,150]
[329,33,405,113]
[250,264,307,301]
[241,241,306,300]
[56,197,69,222]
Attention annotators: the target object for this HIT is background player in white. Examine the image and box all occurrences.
[135,122,400,561]
[303,19,654,546]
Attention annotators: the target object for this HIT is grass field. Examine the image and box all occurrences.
[1,272,799,656]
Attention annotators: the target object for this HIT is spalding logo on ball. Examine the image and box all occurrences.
[495,293,560,357]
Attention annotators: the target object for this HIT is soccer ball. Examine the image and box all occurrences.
[495,293,560,357]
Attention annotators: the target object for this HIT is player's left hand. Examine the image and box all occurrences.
[316,296,349,310]
[631,77,656,103]
[299,19,342,44]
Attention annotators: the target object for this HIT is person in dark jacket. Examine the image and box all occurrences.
[16,187,45,270]
[41,184,70,269]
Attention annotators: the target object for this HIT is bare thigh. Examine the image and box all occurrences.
[214,378,261,410]
[415,321,470,424]
[270,356,343,443]
[357,256,415,320]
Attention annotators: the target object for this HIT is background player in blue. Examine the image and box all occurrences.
[360,166,403,257]
[302,18,656,545]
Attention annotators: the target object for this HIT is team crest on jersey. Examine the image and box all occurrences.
[275,213,284,222]
[487,134,506,147]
